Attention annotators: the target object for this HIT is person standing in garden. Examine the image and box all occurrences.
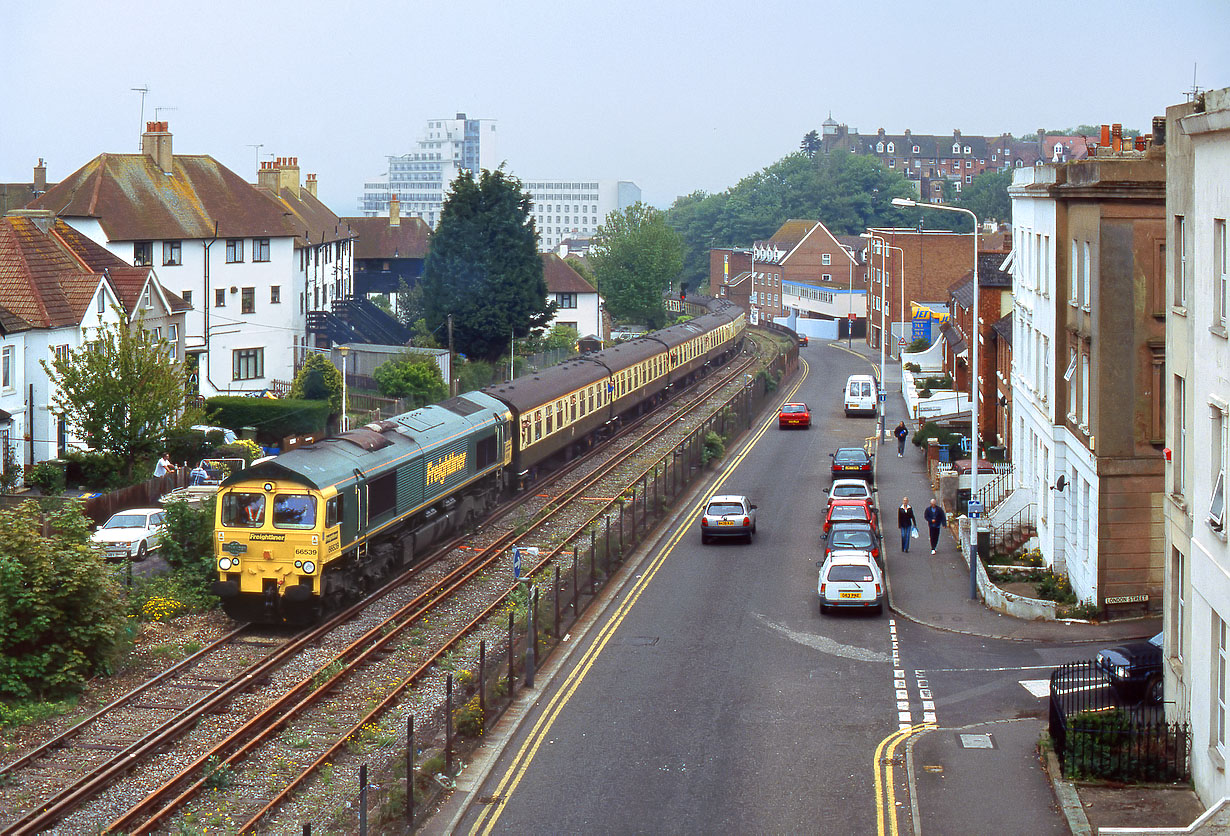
[924,498,947,555]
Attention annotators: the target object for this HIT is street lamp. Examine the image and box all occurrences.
[840,244,856,348]
[861,232,899,442]
[892,196,980,600]
[339,344,350,433]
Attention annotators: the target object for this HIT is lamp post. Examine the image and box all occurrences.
[339,344,350,432]
[892,197,980,600]
[861,232,892,442]
[840,244,856,348]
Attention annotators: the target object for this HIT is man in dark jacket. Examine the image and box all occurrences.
[924,498,947,554]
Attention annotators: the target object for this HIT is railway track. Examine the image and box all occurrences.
[0,343,771,834]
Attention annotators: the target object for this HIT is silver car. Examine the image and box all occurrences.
[700,494,757,544]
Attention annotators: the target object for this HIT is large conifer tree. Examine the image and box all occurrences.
[422,168,554,362]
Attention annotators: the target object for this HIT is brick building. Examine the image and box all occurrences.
[941,253,1013,444]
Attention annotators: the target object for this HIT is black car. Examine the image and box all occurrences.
[830,447,873,482]
[1096,632,1163,704]
[823,521,881,563]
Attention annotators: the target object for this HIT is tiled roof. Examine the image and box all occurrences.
[343,216,431,260]
[541,253,595,294]
[0,305,31,335]
[951,253,1014,302]
[31,153,297,242]
[766,220,818,250]
[0,214,113,328]
[265,186,349,247]
[992,311,1013,344]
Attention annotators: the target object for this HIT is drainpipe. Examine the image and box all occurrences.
[202,221,220,392]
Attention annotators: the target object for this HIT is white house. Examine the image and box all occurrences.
[542,254,602,340]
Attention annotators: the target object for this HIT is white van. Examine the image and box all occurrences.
[843,375,878,417]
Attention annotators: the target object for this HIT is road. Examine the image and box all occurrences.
[438,341,1089,835]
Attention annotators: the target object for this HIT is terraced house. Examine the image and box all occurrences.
[31,123,353,397]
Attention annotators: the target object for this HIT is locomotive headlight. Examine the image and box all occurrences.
[263,482,274,493]
[303,561,316,574]
[294,560,303,569]
[218,557,232,570]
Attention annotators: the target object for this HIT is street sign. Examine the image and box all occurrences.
[878,393,886,402]
[898,337,907,347]
[512,547,521,580]
[967,500,983,518]
[847,313,856,321]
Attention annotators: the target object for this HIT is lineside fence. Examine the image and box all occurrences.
[299,339,792,834]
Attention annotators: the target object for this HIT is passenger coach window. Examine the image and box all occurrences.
[222,492,266,527]
[273,494,317,529]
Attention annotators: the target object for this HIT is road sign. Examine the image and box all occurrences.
[967,500,983,518]
[512,547,521,579]
[847,313,856,321]
[878,393,886,402]
[898,337,907,347]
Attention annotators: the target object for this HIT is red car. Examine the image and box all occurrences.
[822,498,878,534]
[778,402,811,430]
[799,335,809,347]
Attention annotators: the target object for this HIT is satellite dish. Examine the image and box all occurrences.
[1052,474,1068,492]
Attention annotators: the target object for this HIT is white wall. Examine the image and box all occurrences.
[547,291,601,338]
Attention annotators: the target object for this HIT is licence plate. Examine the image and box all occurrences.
[718,520,734,526]
[844,466,859,470]
[840,591,861,599]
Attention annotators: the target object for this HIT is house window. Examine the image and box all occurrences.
[822,253,831,266]
[963,146,972,154]
[886,142,895,153]
[1217,615,1228,751]
[144,286,152,308]
[1070,239,1079,304]
[1175,215,1186,306]
[1216,219,1227,327]
[254,238,271,262]
[226,239,244,263]
[241,287,255,314]
[233,348,264,380]
[133,241,152,266]
[912,145,920,154]
[1211,405,1227,532]
[97,290,105,314]
[1174,375,1186,496]
[0,346,11,389]
[822,274,832,282]
[1080,351,1090,427]
[54,344,69,362]
[1083,241,1092,307]
[1171,547,1184,660]
[163,240,181,266]
[215,289,226,308]
[271,285,281,304]
[555,293,577,309]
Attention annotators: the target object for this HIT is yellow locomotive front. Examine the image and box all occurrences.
[213,478,335,623]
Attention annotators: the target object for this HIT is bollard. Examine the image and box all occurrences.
[406,715,415,826]
[359,763,368,836]
[445,673,454,776]
[304,825,311,836]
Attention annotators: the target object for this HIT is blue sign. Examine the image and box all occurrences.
[967,500,983,518]
[912,318,930,340]
[512,547,521,580]
[878,393,886,403]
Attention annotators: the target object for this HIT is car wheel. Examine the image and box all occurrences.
[819,601,828,615]
[1146,675,1163,705]
[873,602,883,616]
[701,533,709,545]
[135,542,148,562]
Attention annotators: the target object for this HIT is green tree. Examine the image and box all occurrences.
[395,280,427,331]
[372,354,448,407]
[956,170,1014,226]
[591,202,683,328]
[42,315,193,479]
[158,496,218,594]
[541,323,579,352]
[290,352,343,414]
[422,168,555,362]
[0,502,126,700]
[800,130,821,159]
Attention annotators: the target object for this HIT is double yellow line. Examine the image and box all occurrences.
[467,362,809,834]
[874,722,933,836]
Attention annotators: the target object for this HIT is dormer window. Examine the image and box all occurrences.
[964,145,972,154]
[876,142,884,153]
[912,145,920,154]
[952,143,961,154]
[886,142,895,154]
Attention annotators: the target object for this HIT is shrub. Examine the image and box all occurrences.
[908,337,930,352]
[23,461,65,495]
[290,353,343,413]
[125,571,218,622]
[373,354,448,407]
[701,431,726,466]
[919,388,933,399]
[60,449,129,492]
[0,444,20,493]
[457,360,494,394]
[204,397,331,444]
[213,439,263,465]
[454,694,484,737]
[158,497,218,595]
[904,362,921,374]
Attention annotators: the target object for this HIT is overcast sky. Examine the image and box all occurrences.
[3,0,1227,214]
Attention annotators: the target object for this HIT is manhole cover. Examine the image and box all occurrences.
[958,733,994,749]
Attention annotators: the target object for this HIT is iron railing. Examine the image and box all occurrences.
[988,503,1036,555]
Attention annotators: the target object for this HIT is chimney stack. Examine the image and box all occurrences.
[33,158,46,193]
[278,156,301,198]
[141,121,173,174]
[305,172,317,197]
[1100,124,1111,147]
[257,159,280,192]
[389,194,401,227]
[1112,124,1123,154]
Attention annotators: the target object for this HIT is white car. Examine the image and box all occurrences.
[824,479,874,511]
[818,549,883,615]
[92,507,167,561]
[700,494,757,544]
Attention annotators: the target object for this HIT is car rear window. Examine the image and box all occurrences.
[832,530,874,549]
[831,506,868,521]
[828,565,874,582]
[782,404,805,413]
[833,485,867,497]
[707,503,744,516]
[834,450,867,464]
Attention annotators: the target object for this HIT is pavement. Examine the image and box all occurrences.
[834,338,1202,835]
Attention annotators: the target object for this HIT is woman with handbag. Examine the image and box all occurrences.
[898,497,918,553]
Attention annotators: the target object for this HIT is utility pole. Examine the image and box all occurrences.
[448,314,456,396]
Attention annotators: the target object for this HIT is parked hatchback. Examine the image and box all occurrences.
[818,550,884,614]
[700,495,758,544]
[823,498,878,534]
[824,521,881,563]
[91,507,166,561]
[830,447,874,482]
[825,479,874,509]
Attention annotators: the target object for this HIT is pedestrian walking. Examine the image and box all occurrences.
[897,497,917,553]
[154,452,172,478]
[894,421,909,457]
[924,498,947,555]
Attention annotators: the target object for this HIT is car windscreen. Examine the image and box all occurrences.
[831,529,874,549]
[103,514,147,529]
[706,503,744,516]
[828,565,874,582]
[834,450,867,464]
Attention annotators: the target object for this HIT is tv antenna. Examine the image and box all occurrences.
[154,105,177,121]
[1186,63,1203,102]
[246,143,264,172]
[131,85,149,149]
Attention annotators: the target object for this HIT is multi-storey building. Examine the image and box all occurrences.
[359,113,499,227]
[523,179,641,253]
[1008,129,1166,613]
[941,253,1013,444]
[32,124,352,397]
[989,312,1014,453]
[1162,87,1230,808]
[748,220,861,327]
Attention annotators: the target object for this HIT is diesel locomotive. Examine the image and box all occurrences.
[211,297,746,623]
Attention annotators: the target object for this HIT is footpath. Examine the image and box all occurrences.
[832,339,1202,836]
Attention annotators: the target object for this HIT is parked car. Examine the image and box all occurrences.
[799,334,809,347]
[700,494,757,544]
[824,521,881,563]
[191,424,238,445]
[778,402,811,430]
[824,479,874,509]
[830,447,874,482]
[1096,632,1163,704]
[823,498,878,534]
[91,507,167,561]
[818,549,884,614]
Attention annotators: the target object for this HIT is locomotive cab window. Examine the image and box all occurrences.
[273,494,317,529]
[326,495,342,527]
[222,492,266,527]
[477,433,497,469]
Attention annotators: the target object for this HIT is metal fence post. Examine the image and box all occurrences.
[553,565,561,640]
[526,587,537,688]
[507,611,515,698]
[572,545,579,614]
[359,763,368,836]
[406,715,415,826]
[445,673,454,776]
[478,642,486,733]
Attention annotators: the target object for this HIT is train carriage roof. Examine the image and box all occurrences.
[223,391,507,492]
[484,355,608,413]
